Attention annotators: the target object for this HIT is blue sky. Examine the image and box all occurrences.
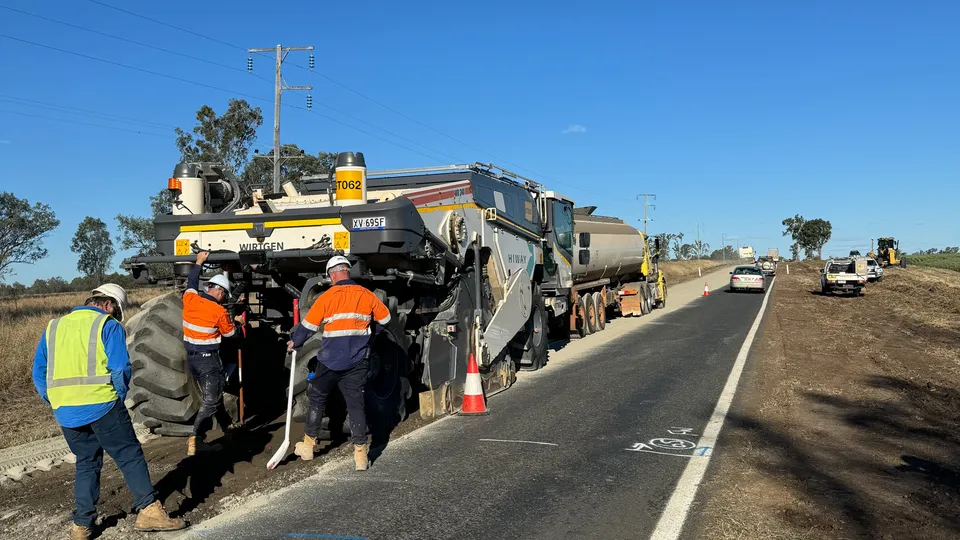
[1,0,958,283]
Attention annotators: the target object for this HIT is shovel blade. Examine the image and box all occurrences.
[266,441,290,470]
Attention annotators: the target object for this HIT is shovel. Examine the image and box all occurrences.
[267,350,296,470]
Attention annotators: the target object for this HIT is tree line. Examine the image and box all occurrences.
[911,246,959,255]
[0,99,337,295]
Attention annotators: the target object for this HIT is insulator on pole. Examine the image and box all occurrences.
[306,93,313,110]
[247,56,253,73]
[309,53,315,70]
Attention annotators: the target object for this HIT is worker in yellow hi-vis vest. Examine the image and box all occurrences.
[32,284,186,540]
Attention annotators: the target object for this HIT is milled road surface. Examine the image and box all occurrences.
[179,269,768,540]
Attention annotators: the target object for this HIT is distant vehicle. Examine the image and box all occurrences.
[739,246,755,259]
[849,249,862,257]
[875,237,906,268]
[820,257,868,296]
[866,258,884,283]
[757,256,777,276]
[767,247,780,261]
[729,265,767,293]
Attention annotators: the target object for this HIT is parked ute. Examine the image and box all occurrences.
[729,265,767,292]
[866,258,884,283]
[820,257,868,296]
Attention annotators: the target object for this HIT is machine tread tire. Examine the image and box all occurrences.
[126,292,237,436]
[517,285,548,371]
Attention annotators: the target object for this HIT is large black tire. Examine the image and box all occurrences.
[576,295,590,338]
[126,292,238,437]
[584,292,599,334]
[593,292,606,331]
[515,285,548,371]
[640,286,651,315]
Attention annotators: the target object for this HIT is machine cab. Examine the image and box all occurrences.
[541,192,576,290]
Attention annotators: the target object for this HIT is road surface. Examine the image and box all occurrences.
[179,268,770,540]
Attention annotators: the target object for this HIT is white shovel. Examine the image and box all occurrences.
[267,350,296,470]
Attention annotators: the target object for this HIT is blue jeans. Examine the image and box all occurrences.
[61,400,157,527]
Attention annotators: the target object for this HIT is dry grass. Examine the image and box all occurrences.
[697,263,960,539]
[660,260,733,283]
[0,289,166,449]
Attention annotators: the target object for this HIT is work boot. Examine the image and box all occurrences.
[70,524,93,540]
[134,501,186,532]
[294,435,317,461]
[186,436,223,457]
[354,443,369,471]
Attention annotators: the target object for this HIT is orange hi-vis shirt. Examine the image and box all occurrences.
[182,266,235,352]
[292,280,391,370]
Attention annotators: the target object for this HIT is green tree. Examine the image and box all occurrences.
[0,192,60,280]
[671,233,685,260]
[709,245,737,260]
[652,233,678,261]
[781,214,806,260]
[71,217,115,283]
[803,218,832,260]
[242,145,337,192]
[175,99,263,174]
[942,246,959,254]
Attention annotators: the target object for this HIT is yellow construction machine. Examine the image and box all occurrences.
[872,237,905,267]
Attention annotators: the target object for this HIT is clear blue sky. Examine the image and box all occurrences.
[1,0,958,283]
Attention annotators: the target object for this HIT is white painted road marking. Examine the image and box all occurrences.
[649,277,776,540]
[478,438,559,447]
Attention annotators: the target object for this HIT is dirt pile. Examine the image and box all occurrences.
[697,264,960,539]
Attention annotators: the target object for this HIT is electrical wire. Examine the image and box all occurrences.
[0,108,169,137]
[0,95,177,130]
[84,0,245,51]
[0,33,453,164]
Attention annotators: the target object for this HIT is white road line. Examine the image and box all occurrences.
[649,277,776,540]
[478,438,559,447]
[625,449,699,458]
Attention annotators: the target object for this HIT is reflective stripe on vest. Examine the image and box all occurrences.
[46,311,118,409]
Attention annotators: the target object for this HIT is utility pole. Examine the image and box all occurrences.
[636,193,656,236]
[247,44,314,193]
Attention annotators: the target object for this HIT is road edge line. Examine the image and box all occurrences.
[649,277,776,540]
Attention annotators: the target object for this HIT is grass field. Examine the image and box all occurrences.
[908,253,960,272]
[660,259,736,283]
[0,288,167,449]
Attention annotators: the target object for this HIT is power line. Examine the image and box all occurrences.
[0,33,453,164]
[0,109,169,137]
[0,95,176,130]
[84,0,245,51]
[0,4,268,82]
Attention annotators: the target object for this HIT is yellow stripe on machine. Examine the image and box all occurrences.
[180,217,341,233]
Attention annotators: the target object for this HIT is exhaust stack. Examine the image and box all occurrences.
[334,151,366,206]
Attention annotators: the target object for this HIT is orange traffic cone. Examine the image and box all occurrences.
[460,353,488,415]
[703,282,710,297]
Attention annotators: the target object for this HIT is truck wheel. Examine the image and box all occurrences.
[576,296,590,337]
[584,293,599,334]
[593,292,606,331]
[639,286,651,315]
[516,286,548,371]
[126,292,238,437]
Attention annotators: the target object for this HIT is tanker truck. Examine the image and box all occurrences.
[122,157,663,437]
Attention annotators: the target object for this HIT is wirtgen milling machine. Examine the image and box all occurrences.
[124,153,560,435]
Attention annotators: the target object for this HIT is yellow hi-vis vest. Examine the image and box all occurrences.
[45,310,118,409]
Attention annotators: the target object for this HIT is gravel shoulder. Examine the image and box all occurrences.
[693,263,960,540]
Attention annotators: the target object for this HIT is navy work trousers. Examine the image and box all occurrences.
[61,400,157,527]
[305,359,369,445]
[186,350,232,440]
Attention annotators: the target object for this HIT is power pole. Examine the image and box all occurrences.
[247,44,314,193]
[636,193,656,236]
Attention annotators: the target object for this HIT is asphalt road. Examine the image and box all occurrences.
[181,280,768,540]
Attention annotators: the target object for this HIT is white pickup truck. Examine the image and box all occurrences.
[820,257,868,296]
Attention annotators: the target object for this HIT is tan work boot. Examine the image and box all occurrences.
[354,443,369,471]
[186,436,222,457]
[70,524,93,540]
[134,500,186,532]
[294,435,317,461]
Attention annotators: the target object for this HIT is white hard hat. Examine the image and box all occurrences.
[207,274,232,296]
[326,255,352,273]
[92,283,128,322]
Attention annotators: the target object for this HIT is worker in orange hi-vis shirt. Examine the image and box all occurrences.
[182,251,244,457]
[287,255,391,471]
